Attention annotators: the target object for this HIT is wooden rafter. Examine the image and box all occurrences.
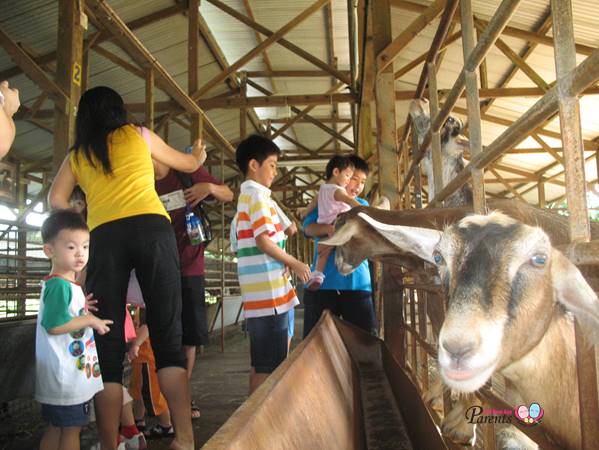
[85,0,234,159]
[192,0,330,100]
[205,0,350,85]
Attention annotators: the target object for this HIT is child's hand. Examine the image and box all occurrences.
[90,315,113,335]
[191,139,207,166]
[85,293,98,313]
[128,344,140,362]
[290,260,311,284]
[285,222,298,237]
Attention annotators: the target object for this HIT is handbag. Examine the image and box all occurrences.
[174,171,213,245]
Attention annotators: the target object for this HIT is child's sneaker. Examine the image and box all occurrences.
[306,271,325,291]
[120,432,147,449]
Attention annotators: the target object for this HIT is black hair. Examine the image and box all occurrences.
[235,134,281,176]
[42,209,89,243]
[72,86,133,175]
[348,155,369,176]
[325,155,354,180]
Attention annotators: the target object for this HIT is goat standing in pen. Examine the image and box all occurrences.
[324,203,599,450]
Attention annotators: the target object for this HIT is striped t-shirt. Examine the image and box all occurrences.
[234,180,299,318]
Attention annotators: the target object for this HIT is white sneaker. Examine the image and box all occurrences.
[120,432,147,450]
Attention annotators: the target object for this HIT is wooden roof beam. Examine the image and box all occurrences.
[0,4,186,81]
[192,0,330,100]
[391,0,596,56]
[205,0,350,85]
[86,0,235,159]
[0,28,68,111]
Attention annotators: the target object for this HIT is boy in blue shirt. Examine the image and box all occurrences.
[36,210,112,450]
[302,155,377,337]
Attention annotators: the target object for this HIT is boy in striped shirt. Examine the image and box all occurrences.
[234,135,311,393]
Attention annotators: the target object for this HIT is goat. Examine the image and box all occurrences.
[409,98,472,207]
[325,204,599,450]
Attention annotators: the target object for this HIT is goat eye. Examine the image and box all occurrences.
[530,254,547,267]
[433,252,444,265]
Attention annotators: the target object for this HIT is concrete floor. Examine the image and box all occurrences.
[0,310,304,450]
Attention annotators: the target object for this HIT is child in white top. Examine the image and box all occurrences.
[302,155,361,290]
[36,210,112,450]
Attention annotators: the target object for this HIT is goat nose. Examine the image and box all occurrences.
[441,338,477,360]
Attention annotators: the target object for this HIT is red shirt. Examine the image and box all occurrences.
[155,167,221,276]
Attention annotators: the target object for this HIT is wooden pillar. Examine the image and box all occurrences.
[372,0,400,210]
[53,0,85,173]
[220,143,225,352]
[427,62,444,204]
[17,166,27,317]
[239,71,247,140]
[460,0,486,214]
[145,68,154,130]
[551,1,599,448]
[189,0,201,142]
[538,180,546,208]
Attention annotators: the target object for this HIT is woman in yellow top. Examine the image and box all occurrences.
[49,86,204,450]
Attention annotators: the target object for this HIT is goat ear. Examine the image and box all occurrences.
[356,212,442,264]
[551,250,599,345]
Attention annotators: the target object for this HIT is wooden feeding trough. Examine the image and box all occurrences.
[203,311,447,450]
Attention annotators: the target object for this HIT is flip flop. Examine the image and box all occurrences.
[144,423,174,440]
[191,400,201,420]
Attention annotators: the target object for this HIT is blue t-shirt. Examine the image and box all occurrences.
[302,198,372,292]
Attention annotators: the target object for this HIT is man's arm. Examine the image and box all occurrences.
[183,182,233,207]
[304,222,335,238]
[299,196,318,219]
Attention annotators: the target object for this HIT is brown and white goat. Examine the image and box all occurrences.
[409,98,473,207]
[325,205,599,450]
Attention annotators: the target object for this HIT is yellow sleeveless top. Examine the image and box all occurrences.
[70,125,169,231]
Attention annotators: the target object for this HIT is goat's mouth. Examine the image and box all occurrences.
[439,360,498,393]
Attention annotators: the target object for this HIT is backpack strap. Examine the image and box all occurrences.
[174,170,194,189]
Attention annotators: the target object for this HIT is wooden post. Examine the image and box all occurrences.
[221,143,225,352]
[551,1,599,448]
[538,180,546,208]
[239,71,247,140]
[372,0,400,209]
[53,0,85,173]
[145,68,154,130]
[427,62,444,203]
[189,0,201,142]
[460,0,486,214]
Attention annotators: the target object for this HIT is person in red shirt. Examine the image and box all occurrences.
[154,160,233,419]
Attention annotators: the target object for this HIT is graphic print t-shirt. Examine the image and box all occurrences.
[35,276,104,405]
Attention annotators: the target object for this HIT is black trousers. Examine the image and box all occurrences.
[87,214,186,383]
[302,289,377,339]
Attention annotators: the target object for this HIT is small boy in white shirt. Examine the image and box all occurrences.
[36,210,112,450]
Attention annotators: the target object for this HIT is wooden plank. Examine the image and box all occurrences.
[427,62,444,201]
[193,0,331,99]
[205,0,350,85]
[53,0,84,174]
[376,0,446,75]
[551,2,599,449]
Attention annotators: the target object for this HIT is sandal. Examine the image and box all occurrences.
[144,423,174,440]
[134,419,146,433]
[191,401,201,420]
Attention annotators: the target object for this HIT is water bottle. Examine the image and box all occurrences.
[185,206,206,246]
